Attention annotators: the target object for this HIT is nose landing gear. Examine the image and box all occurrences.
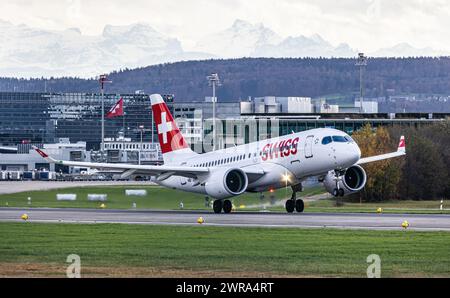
[332,188,345,197]
[332,169,346,197]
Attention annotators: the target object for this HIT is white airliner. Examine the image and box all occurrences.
[34,94,406,214]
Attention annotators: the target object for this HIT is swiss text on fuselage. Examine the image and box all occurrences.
[260,137,300,161]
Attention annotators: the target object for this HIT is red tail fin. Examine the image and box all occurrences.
[397,135,406,153]
[150,94,189,155]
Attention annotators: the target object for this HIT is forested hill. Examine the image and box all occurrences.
[1,57,450,101]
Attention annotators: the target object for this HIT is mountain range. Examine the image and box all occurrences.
[0,19,448,78]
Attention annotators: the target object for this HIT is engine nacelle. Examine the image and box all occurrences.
[204,168,248,199]
[323,165,367,196]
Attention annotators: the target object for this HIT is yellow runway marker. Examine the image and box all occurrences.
[402,220,409,229]
[21,214,29,221]
[197,217,205,224]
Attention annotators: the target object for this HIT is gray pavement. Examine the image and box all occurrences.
[1,208,450,231]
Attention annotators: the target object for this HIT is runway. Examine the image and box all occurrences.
[1,208,450,231]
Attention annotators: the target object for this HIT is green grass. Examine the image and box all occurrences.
[0,222,449,277]
[0,185,322,210]
[0,185,448,214]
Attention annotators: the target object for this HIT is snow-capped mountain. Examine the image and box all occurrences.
[253,34,356,58]
[194,19,356,58]
[194,19,283,58]
[0,18,448,78]
[0,21,212,78]
[370,43,446,58]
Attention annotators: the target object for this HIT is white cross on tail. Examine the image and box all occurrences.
[158,112,173,144]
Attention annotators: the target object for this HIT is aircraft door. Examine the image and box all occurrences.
[305,135,314,158]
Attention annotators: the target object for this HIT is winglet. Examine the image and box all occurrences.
[32,146,56,163]
[397,136,406,153]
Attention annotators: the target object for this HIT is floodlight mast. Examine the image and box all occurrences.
[207,73,221,151]
[355,53,368,113]
[99,74,112,156]
[139,125,144,165]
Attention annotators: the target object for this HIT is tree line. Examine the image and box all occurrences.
[351,121,449,201]
[1,57,450,101]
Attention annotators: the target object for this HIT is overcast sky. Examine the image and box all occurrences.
[1,0,450,51]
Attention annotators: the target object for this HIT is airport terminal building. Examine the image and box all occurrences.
[0,92,162,150]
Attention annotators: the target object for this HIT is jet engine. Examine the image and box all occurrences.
[323,165,367,196]
[205,168,248,199]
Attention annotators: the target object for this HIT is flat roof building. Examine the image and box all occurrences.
[0,92,176,150]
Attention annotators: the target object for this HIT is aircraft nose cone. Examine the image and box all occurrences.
[355,144,361,161]
[350,144,361,165]
[342,144,361,167]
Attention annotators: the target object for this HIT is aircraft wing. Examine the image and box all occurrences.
[241,165,266,183]
[33,146,209,180]
[356,136,406,165]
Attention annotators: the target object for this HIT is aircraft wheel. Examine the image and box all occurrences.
[223,200,232,214]
[332,188,339,197]
[295,199,304,213]
[213,200,223,214]
[285,199,295,213]
[338,189,345,197]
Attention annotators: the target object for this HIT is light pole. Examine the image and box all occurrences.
[139,125,144,165]
[207,73,221,151]
[99,74,111,156]
[355,53,367,113]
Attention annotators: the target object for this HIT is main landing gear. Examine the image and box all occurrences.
[213,199,233,214]
[285,184,304,213]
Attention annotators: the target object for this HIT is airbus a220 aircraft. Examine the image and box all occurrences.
[34,94,406,214]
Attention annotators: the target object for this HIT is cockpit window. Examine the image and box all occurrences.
[322,136,332,145]
[332,136,347,143]
[344,136,354,143]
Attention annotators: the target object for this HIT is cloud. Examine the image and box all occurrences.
[0,0,449,52]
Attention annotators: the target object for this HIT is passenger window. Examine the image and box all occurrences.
[332,136,347,143]
[322,136,332,145]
